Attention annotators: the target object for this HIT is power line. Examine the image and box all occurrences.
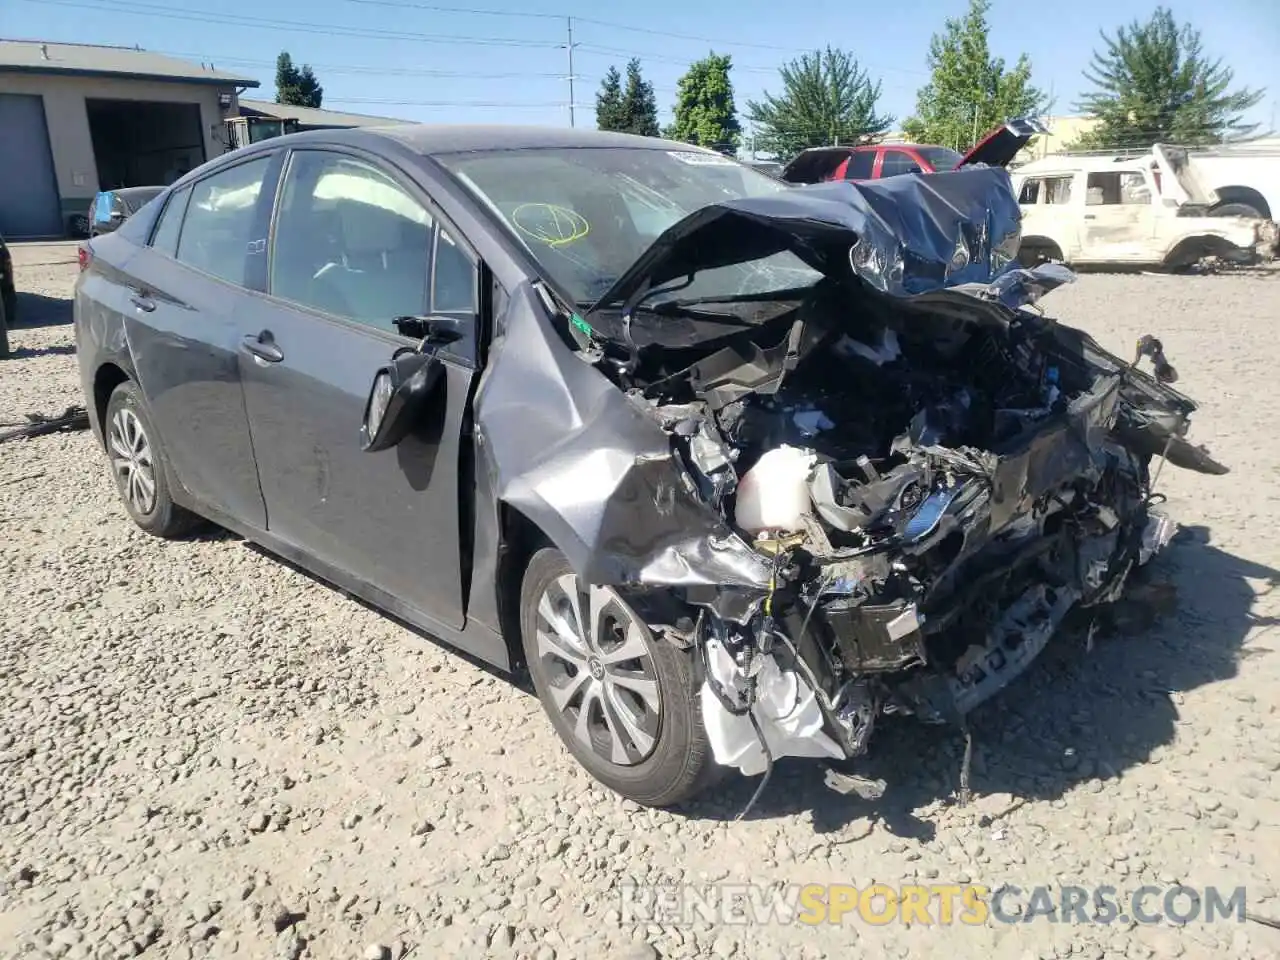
[20,0,560,48]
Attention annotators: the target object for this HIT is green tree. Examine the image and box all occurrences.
[275,51,323,109]
[596,66,627,132]
[1072,7,1264,149]
[621,58,660,137]
[597,60,659,136]
[745,47,891,162]
[668,53,741,155]
[903,0,1046,152]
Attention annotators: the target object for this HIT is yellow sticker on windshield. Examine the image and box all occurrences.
[511,203,589,247]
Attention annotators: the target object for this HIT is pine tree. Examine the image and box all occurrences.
[595,66,626,132]
[275,51,323,109]
[745,47,891,161]
[621,59,660,137]
[902,0,1045,151]
[1072,7,1264,149]
[669,53,741,155]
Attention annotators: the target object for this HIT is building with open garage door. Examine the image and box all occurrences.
[0,40,258,239]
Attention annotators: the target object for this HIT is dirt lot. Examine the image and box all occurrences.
[2,243,1279,960]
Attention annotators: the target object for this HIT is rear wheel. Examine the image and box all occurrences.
[0,299,9,360]
[1211,202,1263,219]
[104,380,201,538]
[519,547,715,807]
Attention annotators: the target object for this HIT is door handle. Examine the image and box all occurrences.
[1083,214,1097,220]
[241,331,284,363]
[129,294,156,313]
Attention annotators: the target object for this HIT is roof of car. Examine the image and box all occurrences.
[1014,153,1154,175]
[268,124,718,156]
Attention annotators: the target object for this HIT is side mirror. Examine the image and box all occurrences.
[392,314,465,345]
[360,350,446,452]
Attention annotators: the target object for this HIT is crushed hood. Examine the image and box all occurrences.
[1152,144,1218,206]
[955,117,1048,169]
[585,165,1024,338]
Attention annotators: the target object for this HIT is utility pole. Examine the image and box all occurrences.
[563,17,579,128]
[971,102,979,149]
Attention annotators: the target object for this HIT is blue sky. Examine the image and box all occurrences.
[10,0,1279,141]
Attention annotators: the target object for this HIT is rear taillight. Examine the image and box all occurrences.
[78,243,92,272]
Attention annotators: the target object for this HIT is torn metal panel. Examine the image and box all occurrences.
[473,282,772,594]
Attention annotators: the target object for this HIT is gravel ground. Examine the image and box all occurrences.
[2,243,1279,960]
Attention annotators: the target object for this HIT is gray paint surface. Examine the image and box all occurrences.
[0,93,63,238]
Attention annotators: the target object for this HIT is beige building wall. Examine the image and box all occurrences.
[0,72,238,218]
[1016,115,1101,163]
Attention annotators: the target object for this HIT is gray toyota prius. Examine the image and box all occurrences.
[74,124,1223,810]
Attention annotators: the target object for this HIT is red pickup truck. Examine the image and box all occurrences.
[780,119,1045,184]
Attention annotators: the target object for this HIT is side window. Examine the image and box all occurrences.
[1086,171,1151,206]
[880,150,923,177]
[150,186,192,258]
[432,228,477,314]
[1018,178,1041,204]
[270,150,433,331]
[846,151,876,180]
[1045,176,1073,205]
[176,157,270,285]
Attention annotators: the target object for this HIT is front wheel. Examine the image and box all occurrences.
[519,547,716,807]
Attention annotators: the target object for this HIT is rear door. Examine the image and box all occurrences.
[1079,168,1159,262]
[237,147,481,629]
[119,153,279,527]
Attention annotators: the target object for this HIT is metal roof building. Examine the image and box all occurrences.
[0,39,258,238]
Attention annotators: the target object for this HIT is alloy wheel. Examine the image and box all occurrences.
[535,574,662,766]
[109,408,157,516]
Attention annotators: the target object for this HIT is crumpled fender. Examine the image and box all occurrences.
[473,282,772,593]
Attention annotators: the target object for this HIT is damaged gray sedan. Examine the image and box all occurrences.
[74,125,1225,809]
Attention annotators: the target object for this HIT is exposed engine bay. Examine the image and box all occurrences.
[613,270,1222,787]
[472,167,1226,810]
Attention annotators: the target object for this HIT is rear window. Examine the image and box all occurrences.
[879,150,925,177]
[915,146,964,170]
[149,187,191,257]
[846,151,876,179]
[175,157,270,286]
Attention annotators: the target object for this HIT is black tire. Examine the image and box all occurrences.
[1210,202,1263,219]
[0,292,9,360]
[519,546,716,807]
[2,281,15,333]
[1017,241,1062,269]
[103,380,202,538]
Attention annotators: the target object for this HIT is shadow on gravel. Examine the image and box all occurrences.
[187,515,1277,834]
[682,524,1279,831]
[233,537,521,685]
[7,343,77,359]
[14,292,73,327]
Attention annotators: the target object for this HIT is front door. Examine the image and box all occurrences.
[1078,169,1158,262]
[237,148,482,630]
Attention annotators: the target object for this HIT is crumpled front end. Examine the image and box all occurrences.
[626,266,1221,783]
[474,167,1224,794]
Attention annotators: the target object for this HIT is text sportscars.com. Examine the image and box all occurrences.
[618,882,1249,927]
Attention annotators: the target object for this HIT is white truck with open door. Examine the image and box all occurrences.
[1011,146,1279,269]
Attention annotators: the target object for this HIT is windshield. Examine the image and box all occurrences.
[438,147,821,306]
[916,146,965,170]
